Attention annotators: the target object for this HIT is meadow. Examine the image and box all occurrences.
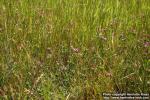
[0,0,150,99]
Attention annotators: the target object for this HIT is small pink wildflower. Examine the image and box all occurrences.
[144,42,150,47]
[71,45,80,53]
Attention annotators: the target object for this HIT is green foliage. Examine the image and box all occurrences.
[0,0,150,99]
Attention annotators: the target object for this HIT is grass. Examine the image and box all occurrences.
[0,0,150,99]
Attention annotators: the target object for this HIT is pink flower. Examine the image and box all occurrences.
[144,42,150,47]
[71,45,80,53]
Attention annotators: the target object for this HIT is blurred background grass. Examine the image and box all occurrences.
[0,0,150,99]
